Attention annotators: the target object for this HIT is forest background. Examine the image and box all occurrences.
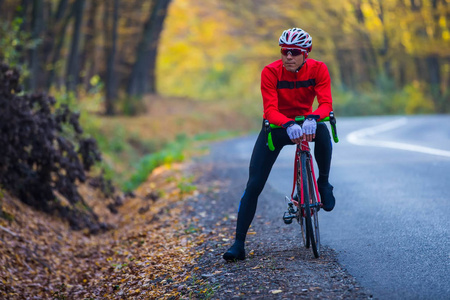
[0,0,449,297]
[0,0,449,195]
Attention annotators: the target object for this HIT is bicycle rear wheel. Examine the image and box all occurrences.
[305,154,320,258]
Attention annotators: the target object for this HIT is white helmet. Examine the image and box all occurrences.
[279,28,312,52]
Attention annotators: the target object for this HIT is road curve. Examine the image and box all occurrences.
[209,115,450,299]
[269,115,450,299]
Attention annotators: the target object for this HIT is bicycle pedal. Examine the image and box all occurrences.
[283,212,295,224]
[283,218,293,224]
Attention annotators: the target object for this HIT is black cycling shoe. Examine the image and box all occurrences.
[223,241,245,261]
[318,182,335,212]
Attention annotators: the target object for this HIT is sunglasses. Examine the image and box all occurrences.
[280,48,305,56]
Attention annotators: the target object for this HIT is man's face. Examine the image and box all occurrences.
[281,48,305,72]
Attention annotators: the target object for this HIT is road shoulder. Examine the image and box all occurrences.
[183,158,373,299]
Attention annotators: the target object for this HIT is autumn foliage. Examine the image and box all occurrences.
[0,63,106,231]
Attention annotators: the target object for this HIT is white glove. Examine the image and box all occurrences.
[302,118,317,135]
[286,123,303,140]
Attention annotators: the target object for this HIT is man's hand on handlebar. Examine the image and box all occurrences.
[286,123,303,144]
[302,118,317,142]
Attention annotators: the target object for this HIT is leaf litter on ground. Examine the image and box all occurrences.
[0,163,208,299]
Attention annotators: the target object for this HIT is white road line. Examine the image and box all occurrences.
[346,118,450,158]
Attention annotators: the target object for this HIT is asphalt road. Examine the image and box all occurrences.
[217,115,450,300]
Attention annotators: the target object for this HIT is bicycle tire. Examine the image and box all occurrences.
[300,153,318,258]
[300,154,315,253]
[296,157,308,248]
[297,203,308,248]
[305,155,320,258]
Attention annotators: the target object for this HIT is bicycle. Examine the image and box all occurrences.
[265,112,339,258]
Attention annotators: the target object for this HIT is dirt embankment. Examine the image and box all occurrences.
[0,164,207,299]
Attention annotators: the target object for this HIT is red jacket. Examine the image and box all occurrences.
[261,58,333,127]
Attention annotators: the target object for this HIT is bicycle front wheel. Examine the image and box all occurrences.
[297,207,308,248]
[297,157,308,249]
[305,154,320,258]
[299,152,320,258]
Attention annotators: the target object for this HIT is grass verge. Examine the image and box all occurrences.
[123,130,239,192]
[55,92,258,192]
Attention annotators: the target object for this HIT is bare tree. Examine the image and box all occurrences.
[46,5,72,89]
[104,0,119,115]
[29,0,44,91]
[79,0,99,90]
[127,0,171,98]
[65,0,86,92]
[43,0,70,89]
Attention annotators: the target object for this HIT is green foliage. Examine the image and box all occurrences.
[0,197,15,221]
[49,91,242,192]
[117,95,147,116]
[52,284,67,300]
[158,0,448,115]
[178,176,197,198]
[184,224,199,234]
[0,17,29,67]
[89,75,104,94]
[332,75,436,116]
[193,130,238,141]
[49,91,129,190]
[402,83,435,114]
[123,135,189,192]
[123,129,243,192]
[186,274,220,299]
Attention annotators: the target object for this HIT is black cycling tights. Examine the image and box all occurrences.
[235,122,332,242]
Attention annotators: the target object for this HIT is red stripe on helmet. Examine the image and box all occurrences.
[279,44,307,50]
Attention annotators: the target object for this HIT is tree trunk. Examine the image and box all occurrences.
[104,0,119,115]
[46,9,72,90]
[41,0,69,90]
[352,0,379,85]
[144,0,171,94]
[127,0,172,98]
[428,0,446,112]
[28,0,44,92]
[336,48,354,89]
[377,0,392,79]
[65,0,86,92]
[426,55,444,111]
[13,0,31,68]
[410,0,422,11]
[79,0,99,90]
[54,0,69,20]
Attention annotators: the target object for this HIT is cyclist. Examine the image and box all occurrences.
[223,27,335,261]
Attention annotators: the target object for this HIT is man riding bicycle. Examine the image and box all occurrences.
[223,27,336,261]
